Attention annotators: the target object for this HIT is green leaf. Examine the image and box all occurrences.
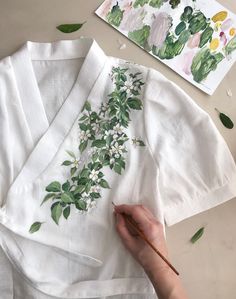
[70,167,77,176]
[82,101,91,111]
[40,193,55,206]
[114,163,122,175]
[127,98,143,110]
[56,22,85,33]
[61,192,73,204]
[79,140,88,153]
[91,139,106,148]
[74,185,85,195]
[92,152,99,162]
[79,115,88,121]
[80,168,90,178]
[63,206,71,219]
[138,140,146,146]
[66,150,76,159]
[90,192,100,199]
[62,160,73,166]
[62,180,70,192]
[215,108,234,129]
[99,179,110,189]
[85,182,92,193]
[76,200,87,210]
[29,222,43,233]
[46,181,61,192]
[190,227,205,244]
[51,202,63,225]
[79,123,87,131]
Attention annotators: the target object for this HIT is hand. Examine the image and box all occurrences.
[114,204,189,299]
[114,204,169,275]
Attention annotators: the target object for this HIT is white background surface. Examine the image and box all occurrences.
[0,1,235,298]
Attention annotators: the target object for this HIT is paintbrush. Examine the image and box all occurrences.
[112,202,179,276]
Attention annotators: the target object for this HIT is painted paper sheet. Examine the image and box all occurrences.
[95,0,236,95]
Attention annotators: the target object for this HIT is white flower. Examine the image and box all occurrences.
[101,102,109,112]
[89,169,99,181]
[113,123,123,135]
[121,76,133,97]
[111,142,124,157]
[90,185,101,193]
[79,130,91,141]
[91,122,100,133]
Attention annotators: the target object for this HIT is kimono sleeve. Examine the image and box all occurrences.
[0,61,33,206]
[144,69,236,226]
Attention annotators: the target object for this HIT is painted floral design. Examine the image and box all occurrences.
[29,67,145,233]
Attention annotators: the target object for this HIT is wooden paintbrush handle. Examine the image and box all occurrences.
[124,214,179,276]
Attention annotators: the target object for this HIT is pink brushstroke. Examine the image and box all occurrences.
[100,0,114,18]
[148,12,172,48]
[187,32,201,49]
[120,7,146,32]
[221,18,233,31]
[220,31,227,45]
[182,51,196,75]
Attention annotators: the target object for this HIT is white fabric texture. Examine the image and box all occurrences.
[0,38,235,299]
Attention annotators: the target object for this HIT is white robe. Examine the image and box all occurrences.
[0,38,236,298]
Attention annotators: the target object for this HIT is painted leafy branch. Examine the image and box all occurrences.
[29,67,145,233]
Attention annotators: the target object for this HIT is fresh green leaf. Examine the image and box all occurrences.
[190,227,205,244]
[85,182,92,193]
[56,22,85,33]
[215,108,234,129]
[138,140,146,146]
[127,98,143,110]
[74,185,85,195]
[29,222,43,233]
[40,193,55,206]
[62,160,73,166]
[70,167,77,176]
[91,139,106,148]
[63,206,70,219]
[114,163,122,175]
[46,181,61,192]
[61,192,73,204]
[76,200,87,210]
[99,179,110,189]
[51,202,63,225]
[62,180,70,192]
[79,140,88,153]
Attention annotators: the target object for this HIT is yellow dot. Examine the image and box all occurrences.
[229,28,236,36]
[210,38,220,51]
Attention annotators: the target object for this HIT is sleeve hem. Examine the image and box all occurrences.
[164,173,236,226]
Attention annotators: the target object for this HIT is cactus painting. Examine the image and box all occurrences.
[96,0,236,95]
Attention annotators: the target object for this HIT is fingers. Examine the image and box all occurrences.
[115,213,133,244]
[114,204,154,228]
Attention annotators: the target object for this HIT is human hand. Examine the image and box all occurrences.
[114,204,169,275]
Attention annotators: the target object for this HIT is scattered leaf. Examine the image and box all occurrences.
[190,227,205,244]
[62,180,70,192]
[127,98,143,110]
[79,140,88,153]
[29,222,43,233]
[76,200,87,210]
[215,108,234,129]
[70,167,77,176]
[56,22,85,33]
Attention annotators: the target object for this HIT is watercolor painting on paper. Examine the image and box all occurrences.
[96,0,236,95]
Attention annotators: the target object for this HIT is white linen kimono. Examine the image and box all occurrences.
[0,38,236,299]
